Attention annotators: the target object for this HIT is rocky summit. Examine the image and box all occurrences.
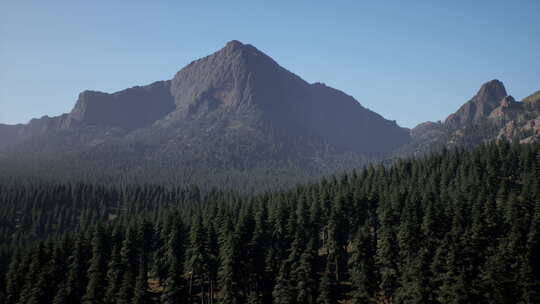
[396,79,540,157]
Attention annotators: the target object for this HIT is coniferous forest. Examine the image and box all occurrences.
[0,142,539,304]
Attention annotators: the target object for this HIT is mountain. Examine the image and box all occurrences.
[0,40,409,190]
[444,80,508,127]
[396,79,540,157]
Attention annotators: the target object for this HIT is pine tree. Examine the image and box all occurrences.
[161,260,186,304]
[520,199,540,303]
[5,252,27,304]
[272,263,294,304]
[186,215,209,304]
[133,263,150,304]
[349,225,376,304]
[161,216,187,304]
[376,197,399,303]
[395,200,426,303]
[218,231,241,304]
[116,224,140,304]
[53,282,70,304]
[151,222,169,286]
[316,260,336,304]
[105,246,123,303]
[83,227,110,304]
[294,241,318,304]
[62,236,91,304]
[16,243,49,304]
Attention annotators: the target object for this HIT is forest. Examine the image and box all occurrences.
[0,141,539,304]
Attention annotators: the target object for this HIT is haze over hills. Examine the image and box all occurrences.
[0,40,409,189]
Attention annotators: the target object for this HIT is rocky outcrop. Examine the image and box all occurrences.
[445,79,507,128]
[497,116,540,143]
[167,40,410,154]
[398,81,540,158]
[68,80,175,130]
[488,95,523,122]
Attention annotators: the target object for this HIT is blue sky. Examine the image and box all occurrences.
[1,1,539,128]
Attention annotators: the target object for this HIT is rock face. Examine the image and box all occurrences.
[68,81,175,130]
[488,95,523,122]
[0,40,410,187]
[445,79,508,127]
[396,80,540,157]
[0,124,23,149]
[164,40,409,154]
[0,81,176,147]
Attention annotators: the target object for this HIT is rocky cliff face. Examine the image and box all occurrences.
[68,80,175,130]
[396,80,540,157]
[0,81,176,148]
[0,124,22,149]
[163,40,409,154]
[445,79,508,127]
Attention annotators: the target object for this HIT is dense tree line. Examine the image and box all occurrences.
[0,121,374,193]
[1,141,539,303]
[0,182,225,248]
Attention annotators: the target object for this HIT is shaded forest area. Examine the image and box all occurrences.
[1,142,539,303]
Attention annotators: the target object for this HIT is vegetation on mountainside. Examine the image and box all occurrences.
[1,142,539,303]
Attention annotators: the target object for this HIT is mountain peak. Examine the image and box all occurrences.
[0,41,410,158]
[218,40,264,58]
[169,40,286,114]
[165,40,409,153]
[445,79,508,127]
[477,79,507,102]
[224,40,245,50]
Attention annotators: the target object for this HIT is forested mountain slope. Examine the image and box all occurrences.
[1,142,539,304]
[0,41,408,191]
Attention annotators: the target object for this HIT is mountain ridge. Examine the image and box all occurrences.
[395,79,540,157]
[2,41,538,188]
[0,40,409,189]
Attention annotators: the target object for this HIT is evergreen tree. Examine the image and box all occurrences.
[133,263,150,304]
[294,241,318,304]
[161,260,186,304]
[116,224,140,304]
[105,246,123,303]
[62,236,91,304]
[186,215,209,304]
[83,227,110,304]
[272,263,294,304]
[349,225,376,304]
[5,252,27,304]
[16,243,49,304]
[316,260,336,304]
[218,231,241,304]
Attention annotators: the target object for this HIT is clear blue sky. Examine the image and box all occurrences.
[1,1,539,128]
